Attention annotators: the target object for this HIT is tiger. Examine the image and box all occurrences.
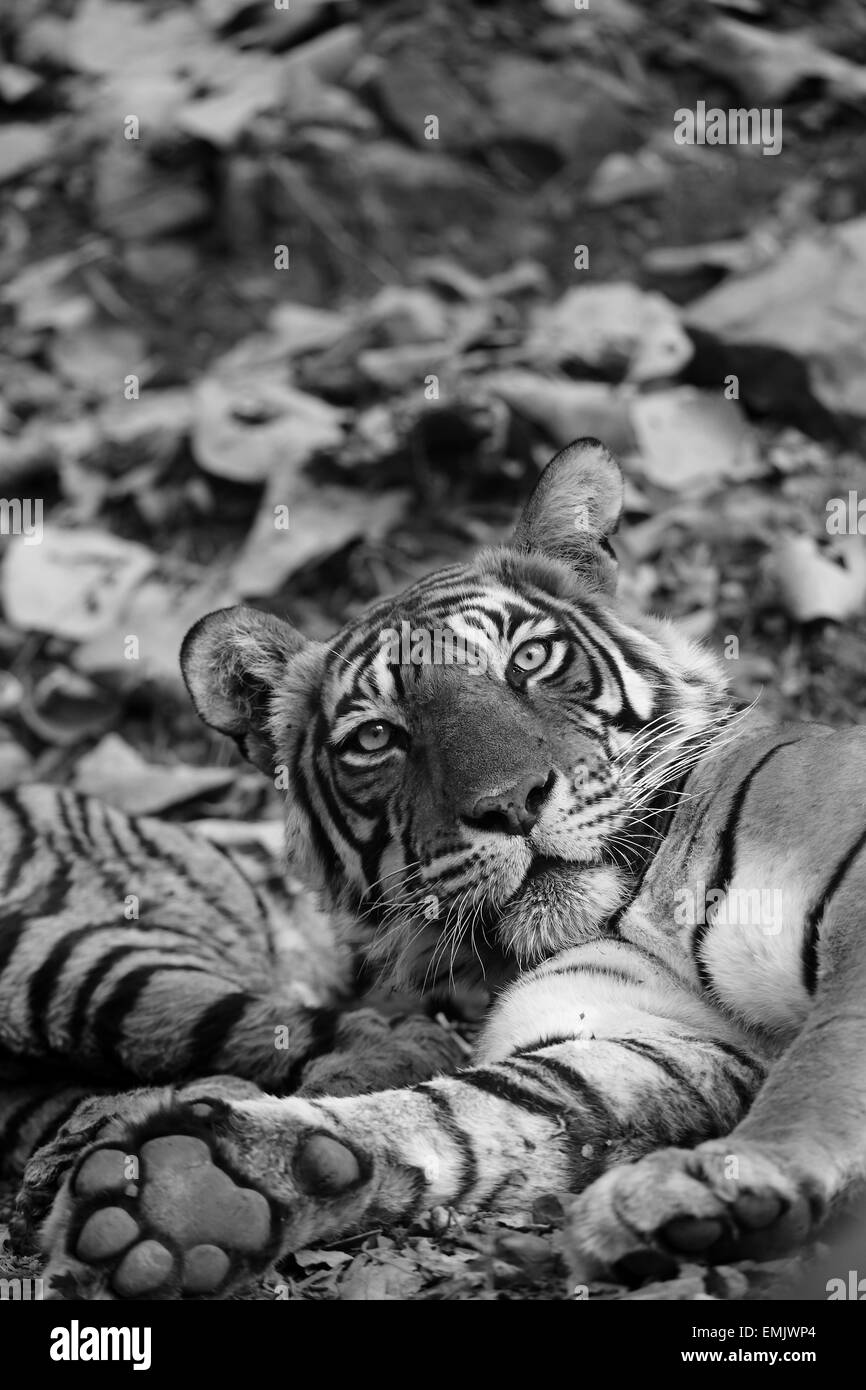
[4,437,866,1301]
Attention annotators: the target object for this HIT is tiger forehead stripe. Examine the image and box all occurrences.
[336,582,562,670]
[568,610,660,723]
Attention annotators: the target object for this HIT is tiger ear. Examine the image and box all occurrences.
[510,438,624,591]
[181,605,314,773]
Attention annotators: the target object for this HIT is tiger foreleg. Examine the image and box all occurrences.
[38,1027,763,1299]
[566,939,866,1282]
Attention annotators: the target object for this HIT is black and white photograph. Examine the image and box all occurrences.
[1,0,866,1345]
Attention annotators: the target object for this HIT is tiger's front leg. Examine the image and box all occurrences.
[39,1013,765,1299]
[567,916,866,1282]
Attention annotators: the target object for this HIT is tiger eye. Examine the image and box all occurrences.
[356,721,392,752]
[512,640,549,673]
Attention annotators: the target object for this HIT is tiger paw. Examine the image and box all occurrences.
[565,1139,827,1286]
[12,1076,264,1256]
[298,1009,464,1096]
[40,1095,376,1300]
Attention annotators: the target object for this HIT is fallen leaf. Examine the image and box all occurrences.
[74,573,237,687]
[630,388,763,492]
[232,479,408,595]
[268,302,350,357]
[586,147,671,206]
[527,284,692,382]
[20,668,116,747]
[339,1253,424,1301]
[0,64,42,104]
[485,371,634,452]
[0,734,32,790]
[94,145,209,241]
[701,17,866,104]
[176,56,285,147]
[74,734,237,815]
[97,389,193,449]
[292,1249,354,1272]
[0,124,54,183]
[768,534,866,623]
[2,528,154,641]
[686,216,866,421]
[192,371,344,483]
[48,323,149,396]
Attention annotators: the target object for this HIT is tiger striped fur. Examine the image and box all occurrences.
[9,439,866,1299]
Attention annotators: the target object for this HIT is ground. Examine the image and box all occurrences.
[1,0,866,1300]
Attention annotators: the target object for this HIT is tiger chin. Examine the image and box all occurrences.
[18,438,866,1301]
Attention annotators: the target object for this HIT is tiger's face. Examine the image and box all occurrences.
[183,441,728,992]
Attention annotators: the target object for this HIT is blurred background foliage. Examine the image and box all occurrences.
[0,0,865,826]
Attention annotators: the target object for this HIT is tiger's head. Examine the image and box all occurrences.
[182,441,730,993]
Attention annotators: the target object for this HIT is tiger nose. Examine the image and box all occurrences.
[462,771,556,837]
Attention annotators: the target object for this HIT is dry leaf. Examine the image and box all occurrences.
[0,123,54,183]
[485,371,634,452]
[687,216,866,422]
[527,284,692,382]
[74,733,237,815]
[630,388,762,493]
[2,528,154,641]
[768,534,866,623]
[192,371,344,483]
[74,573,237,687]
[232,480,408,595]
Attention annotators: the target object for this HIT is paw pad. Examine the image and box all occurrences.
[661,1216,725,1254]
[66,1113,281,1299]
[293,1133,362,1196]
[77,1207,139,1261]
